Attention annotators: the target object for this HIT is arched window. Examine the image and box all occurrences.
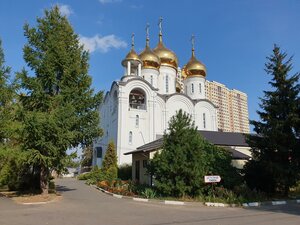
[166,75,169,93]
[135,115,139,127]
[191,83,194,94]
[129,89,146,110]
[199,83,202,93]
[129,131,133,144]
[203,113,206,129]
[150,75,153,86]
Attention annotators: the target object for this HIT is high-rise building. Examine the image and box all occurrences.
[205,81,250,133]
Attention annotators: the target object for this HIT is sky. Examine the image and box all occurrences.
[1,0,300,128]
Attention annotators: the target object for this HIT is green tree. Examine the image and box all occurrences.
[245,45,300,196]
[0,38,14,143]
[149,110,239,197]
[102,141,118,180]
[17,6,103,194]
[0,38,23,190]
[81,145,93,168]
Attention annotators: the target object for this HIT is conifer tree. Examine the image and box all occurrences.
[150,110,238,197]
[0,38,13,143]
[245,45,300,195]
[17,6,103,194]
[102,140,118,180]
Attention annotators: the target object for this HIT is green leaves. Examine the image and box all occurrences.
[102,141,118,180]
[150,110,239,197]
[246,45,300,195]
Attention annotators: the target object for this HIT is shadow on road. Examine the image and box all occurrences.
[246,204,300,217]
[56,185,76,193]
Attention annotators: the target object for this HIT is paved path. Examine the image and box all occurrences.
[1,178,300,225]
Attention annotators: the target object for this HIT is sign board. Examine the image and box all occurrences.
[204,175,221,183]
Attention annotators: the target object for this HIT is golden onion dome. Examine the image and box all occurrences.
[121,34,142,67]
[153,34,178,70]
[139,32,160,70]
[183,36,206,77]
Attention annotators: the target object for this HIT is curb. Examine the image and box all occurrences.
[90,184,300,208]
[164,200,185,205]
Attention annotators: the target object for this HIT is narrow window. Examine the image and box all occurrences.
[150,75,153,86]
[203,113,206,129]
[135,115,139,127]
[191,83,194,93]
[199,83,202,93]
[96,147,102,158]
[166,75,169,93]
[129,131,133,144]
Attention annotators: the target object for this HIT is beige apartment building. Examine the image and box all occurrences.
[205,81,250,133]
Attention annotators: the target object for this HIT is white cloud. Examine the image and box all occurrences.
[58,4,73,17]
[99,0,122,4]
[79,34,127,53]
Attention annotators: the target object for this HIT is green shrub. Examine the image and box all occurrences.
[77,166,106,185]
[141,188,156,199]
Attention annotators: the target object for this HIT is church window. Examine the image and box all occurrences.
[150,75,153,86]
[129,89,146,110]
[135,115,139,127]
[96,147,102,158]
[129,131,133,144]
[199,83,202,93]
[191,83,194,94]
[166,75,169,93]
[203,113,206,129]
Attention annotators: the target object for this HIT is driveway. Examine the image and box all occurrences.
[0,178,300,225]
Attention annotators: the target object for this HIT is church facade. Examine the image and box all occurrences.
[93,23,218,166]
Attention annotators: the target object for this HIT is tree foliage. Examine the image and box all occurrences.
[102,140,118,180]
[149,110,240,197]
[81,145,93,167]
[245,45,300,195]
[16,6,103,194]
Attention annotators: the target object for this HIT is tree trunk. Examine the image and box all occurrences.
[40,165,49,195]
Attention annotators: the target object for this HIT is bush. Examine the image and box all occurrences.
[141,188,156,199]
[77,166,106,185]
[244,160,277,194]
[118,164,132,180]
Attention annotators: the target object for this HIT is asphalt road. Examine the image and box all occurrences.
[1,178,300,225]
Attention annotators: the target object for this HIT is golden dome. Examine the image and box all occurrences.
[139,35,160,70]
[153,35,178,70]
[121,34,142,67]
[183,36,206,77]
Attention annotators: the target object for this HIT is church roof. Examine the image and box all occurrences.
[124,130,251,160]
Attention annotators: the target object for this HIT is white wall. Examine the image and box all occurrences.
[184,76,206,100]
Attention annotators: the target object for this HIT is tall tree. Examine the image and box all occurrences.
[102,140,118,180]
[17,6,103,194]
[81,145,93,168]
[245,45,300,195]
[0,38,13,143]
[149,110,239,197]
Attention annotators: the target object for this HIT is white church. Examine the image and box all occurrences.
[93,21,219,166]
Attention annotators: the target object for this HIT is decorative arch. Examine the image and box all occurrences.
[129,88,146,110]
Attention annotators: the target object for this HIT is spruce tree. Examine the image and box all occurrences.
[150,109,238,197]
[245,45,300,195]
[0,38,13,143]
[17,6,103,194]
[102,140,118,180]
